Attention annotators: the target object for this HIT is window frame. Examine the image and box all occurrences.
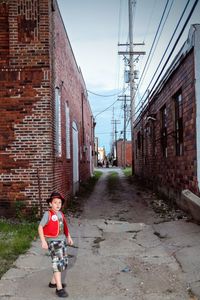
[174,91,183,156]
[55,87,62,157]
[65,103,71,159]
[160,105,167,158]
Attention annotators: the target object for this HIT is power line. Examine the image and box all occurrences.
[135,0,196,115]
[137,0,172,92]
[138,0,174,91]
[94,86,129,118]
[94,99,119,118]
[87,89,123,97]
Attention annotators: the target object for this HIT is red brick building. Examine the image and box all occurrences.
[0,0,94,216]
[116,139,132,167]
[134,24,200,203]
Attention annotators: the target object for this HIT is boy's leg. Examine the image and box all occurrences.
[50,273,57,285]
[54,271,62,290]
[48,240,68,292]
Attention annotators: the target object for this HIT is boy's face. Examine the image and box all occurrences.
[50,197,62,211]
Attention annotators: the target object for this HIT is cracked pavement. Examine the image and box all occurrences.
[0,168,200,299]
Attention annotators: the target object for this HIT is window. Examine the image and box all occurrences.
[160,105,167,157]
[18,0,40,43]
[65,103,71,159]
[55,88,62,157]
[174,92,183,156]
[137,131,141,150]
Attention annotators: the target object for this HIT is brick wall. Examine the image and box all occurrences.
[116,140,132,167]
[53,2,93,198]
[0,0,94,216]
[134,49,198,199]
[0,0,53,216]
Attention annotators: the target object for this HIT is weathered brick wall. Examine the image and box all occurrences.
[134,49,198,198]
[0,0,94,216]
[51,2,93,199]
[116,140,132,167]
[0,0,53,216]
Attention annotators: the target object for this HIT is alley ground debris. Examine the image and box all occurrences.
[0,168,200,300]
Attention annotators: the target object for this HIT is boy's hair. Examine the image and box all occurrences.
[47,192,65,205]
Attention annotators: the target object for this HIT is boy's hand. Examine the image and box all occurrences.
[41,240,48,249]
[67,235,74,246]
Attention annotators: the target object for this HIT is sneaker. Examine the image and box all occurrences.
[56,288,68,298]
[49,282,67,288]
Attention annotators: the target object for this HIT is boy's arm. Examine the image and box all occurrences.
[67,231,74,246]
[63,214,74,246]
[38,224,48,249]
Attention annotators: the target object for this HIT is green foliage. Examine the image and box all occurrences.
[14,201,26,219]
[14,201,39,222]
[123,167,132,177]
[0,218,37,278]
[67,170,103,214]
[107,171,120,192]
[78,170,103,196]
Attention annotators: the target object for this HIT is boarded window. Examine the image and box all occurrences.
[55,88,62,157]
[137,131,141,150]
[65,103,71,159]
[18,0,40,43]
[174,92,183,156]
[160,105,167,158]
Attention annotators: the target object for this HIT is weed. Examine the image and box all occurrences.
[123,167,132,177]
[107,171,120,193]
[67,171,103,215]
[0,218,37,278]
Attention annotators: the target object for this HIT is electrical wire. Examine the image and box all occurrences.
[94,86,129,118]
[142,0,157,43]
[138,0,174,91]
[87,89,123,97]
[94,99,119,118]
[137,0,172,92]
[135,0,195,115]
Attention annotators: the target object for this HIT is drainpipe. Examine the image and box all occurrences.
[194,25,200,191]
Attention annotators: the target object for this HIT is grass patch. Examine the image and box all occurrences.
[67,170,103,215]
[0,218,37,279]
[123,167,135,183]
[78,170,103,196]
[107,171,120,192]
[123,167,132,177]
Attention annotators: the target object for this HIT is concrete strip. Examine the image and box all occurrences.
[180,189,200,222]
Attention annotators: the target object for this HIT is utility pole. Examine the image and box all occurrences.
[118,95,130,168]
[118,0,145,174]
[129,0,135,174]
[123,95,127,168]
[111,118,120,166]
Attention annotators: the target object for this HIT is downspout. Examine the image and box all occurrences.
[81,92,85,146]
[194,24,200,191]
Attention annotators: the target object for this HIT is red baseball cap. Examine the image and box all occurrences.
[47,191,65,205]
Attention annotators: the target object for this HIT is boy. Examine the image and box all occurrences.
[38,192,73,298]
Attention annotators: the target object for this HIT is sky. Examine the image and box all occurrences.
[57,0,200,154]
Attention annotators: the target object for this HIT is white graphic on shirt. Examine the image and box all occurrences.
[52,215,58,221]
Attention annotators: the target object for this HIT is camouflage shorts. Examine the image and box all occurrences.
[48,240,68,273]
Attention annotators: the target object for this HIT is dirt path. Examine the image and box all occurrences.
[1,168,199,300]
[82,168,161,223]
[65,168,197,299]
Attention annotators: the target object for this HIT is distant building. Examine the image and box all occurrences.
[0,0,94,216]
[94,137,99,167]
[98,147,106,163]
[116,139,132,167]
[134,24,200,202]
